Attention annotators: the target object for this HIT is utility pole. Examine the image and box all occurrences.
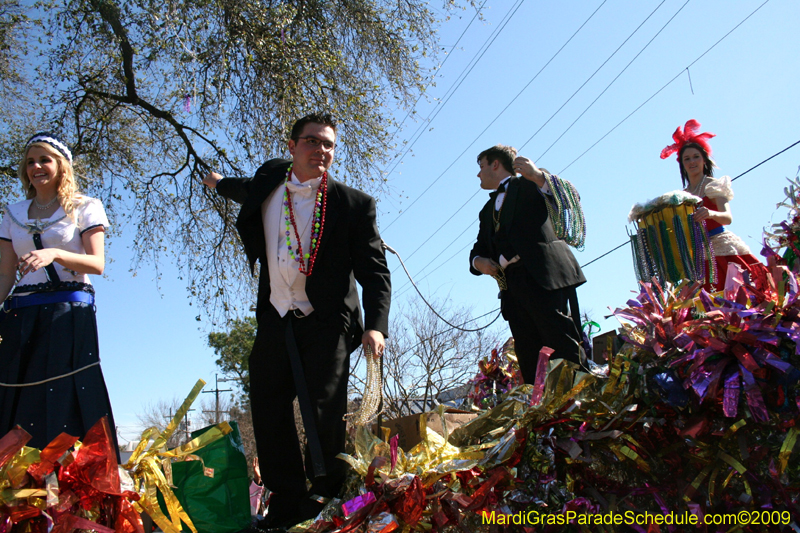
[166,408,195,443]
[202,374,233,424]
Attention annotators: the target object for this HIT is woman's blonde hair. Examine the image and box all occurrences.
[18,142,79,220]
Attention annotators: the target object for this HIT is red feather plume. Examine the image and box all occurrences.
[660,119,716,160]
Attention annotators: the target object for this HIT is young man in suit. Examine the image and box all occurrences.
[469,144,585,384]
[203,113,391,530]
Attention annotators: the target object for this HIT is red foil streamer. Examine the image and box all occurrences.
[27,433,78,482]
[60,417,121,504]
[391,476,425,526]
[0,426,31,469]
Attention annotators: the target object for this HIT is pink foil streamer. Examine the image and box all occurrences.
[673,332,694,351]
[530,347,554,406]
[0,515,11,533]
[699,290,715,310]
[390,434,399,472]
[342,492,377,517]
[648,486,676,533]
[687,503,704,524]
[755,347,793,373]
[703,359,728,402]
[0,426,30,469]
[723,262,745,301]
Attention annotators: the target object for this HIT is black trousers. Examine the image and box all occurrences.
[0,301,118,454]
[248,306,353,508]
[501,264,583,384]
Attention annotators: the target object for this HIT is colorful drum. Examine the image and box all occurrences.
[628,195,715,286]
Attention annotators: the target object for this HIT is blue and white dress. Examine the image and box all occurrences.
[0,196,117,450]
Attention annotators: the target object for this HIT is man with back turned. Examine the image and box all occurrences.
[469,144,585,383]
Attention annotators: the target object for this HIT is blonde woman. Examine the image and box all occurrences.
[0,132,116,450]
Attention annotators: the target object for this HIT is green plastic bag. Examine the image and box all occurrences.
[164,421,252,533]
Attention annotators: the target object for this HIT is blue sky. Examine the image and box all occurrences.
[90,0,800,444]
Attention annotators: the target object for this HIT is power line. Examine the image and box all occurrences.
[390,138,800,308]
[519,0,669,152]
[380,0,527,199]
[559,0,772,174]
[387,139,800,344]
[388,0,777,283]
[382,0,604,232]
[731,139,800,182]
[530,0,692,158]
[394,235,475,300]
[390,307,502,361]
[392,220,477,295]
[384,2,788,346]
[388,1,488,145]
[384,0,677,278]
[390,190,480,272]
[580,241,629,269]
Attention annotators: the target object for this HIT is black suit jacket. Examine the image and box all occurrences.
[217,158,391,343]
[469,176,585,291]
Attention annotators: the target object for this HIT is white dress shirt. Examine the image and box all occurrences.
[263,172,323,317]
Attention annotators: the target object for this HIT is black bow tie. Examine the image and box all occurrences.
[490,182,507,200]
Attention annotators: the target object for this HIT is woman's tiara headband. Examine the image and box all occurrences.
[26,132,73,164]
[660,119,715,161]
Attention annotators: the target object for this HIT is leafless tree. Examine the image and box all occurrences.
[349,296,503,421]
[136,398,194,449]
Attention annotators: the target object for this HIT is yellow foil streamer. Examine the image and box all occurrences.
[722,419,747,440]
[778,427,799,475]
[717,451,747,474]
[123,379,232,533]
[342,399,527,489]
[684,463,713,502]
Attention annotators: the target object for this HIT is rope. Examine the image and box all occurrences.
[0,361,101,387]
[382,241,502,332]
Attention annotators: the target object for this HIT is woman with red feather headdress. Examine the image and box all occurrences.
[661,119,768,291]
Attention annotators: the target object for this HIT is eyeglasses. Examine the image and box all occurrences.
[297,136,336,151]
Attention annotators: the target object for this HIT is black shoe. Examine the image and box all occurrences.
[247,518,285,533]
[260,492,325,530]
[296,497,325,524]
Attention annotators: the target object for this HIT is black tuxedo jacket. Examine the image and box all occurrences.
[469,176,585,291]
[217,158,391,342]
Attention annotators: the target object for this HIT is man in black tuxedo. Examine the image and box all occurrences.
[203,114,391,529]
[469,144,585,384]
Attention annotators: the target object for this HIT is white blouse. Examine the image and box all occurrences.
[0,196,109,290]
[699,175,735,202]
